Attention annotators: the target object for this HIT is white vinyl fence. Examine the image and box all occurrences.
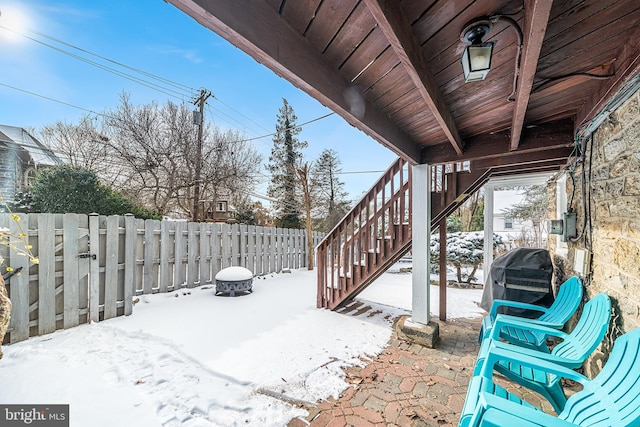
[1,213,323,345]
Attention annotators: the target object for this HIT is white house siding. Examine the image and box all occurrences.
[0,143,20,204]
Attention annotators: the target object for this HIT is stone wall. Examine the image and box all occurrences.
[548,85,640,376]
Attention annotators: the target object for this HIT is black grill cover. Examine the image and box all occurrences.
[480,248,554,317]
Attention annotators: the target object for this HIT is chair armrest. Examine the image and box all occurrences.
[481,345,589,385]
[479,408,577,427]
[489,314,569,342]
[488,340,581,367]
[489,299,549,319]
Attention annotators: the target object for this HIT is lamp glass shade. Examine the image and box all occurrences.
[461,42,494,82]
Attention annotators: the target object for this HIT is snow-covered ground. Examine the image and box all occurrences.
[0,265,486,427]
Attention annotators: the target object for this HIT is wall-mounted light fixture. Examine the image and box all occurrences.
[460,19,495,82]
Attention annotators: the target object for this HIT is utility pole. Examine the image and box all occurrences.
[192,88,212,222]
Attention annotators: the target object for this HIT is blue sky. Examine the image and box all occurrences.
[0,0,397,200]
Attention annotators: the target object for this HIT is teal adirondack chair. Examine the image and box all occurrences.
[459,328,640,427]
[479,276,583,351]
[473,293,611,412]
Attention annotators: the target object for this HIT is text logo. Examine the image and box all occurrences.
[1,405,69,426]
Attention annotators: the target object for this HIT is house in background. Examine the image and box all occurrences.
[0,125,62,204]
[198,199,237,224]
[492,188,549,250]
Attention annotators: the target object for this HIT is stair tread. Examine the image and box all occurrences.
[352,304,373,316]
[337,301,364,314]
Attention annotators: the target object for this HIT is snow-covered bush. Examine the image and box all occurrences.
[430,232,504,283]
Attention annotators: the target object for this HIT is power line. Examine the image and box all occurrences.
[2,24,338,146]
[205,104,266,142]
[1,25,193,100]
[28,28,197,95]
[224,112,336,144]
[0,82,115,119]
[212,97,272,133]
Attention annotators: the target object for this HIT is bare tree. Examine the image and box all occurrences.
[103,94,261,217]
[198,128,261,211]
[454,190,484,232]
[38,116,116,184]
[296,162,315,269]
[103,94,192,214]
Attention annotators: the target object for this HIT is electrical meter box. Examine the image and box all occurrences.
[562,211,577,242]
[549,219,563,235]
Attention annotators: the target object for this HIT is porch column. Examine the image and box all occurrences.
[411,163,430,325]
[483,184,495,283]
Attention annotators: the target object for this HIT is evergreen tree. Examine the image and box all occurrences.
[267,99,307,229]
[312,149,350,231]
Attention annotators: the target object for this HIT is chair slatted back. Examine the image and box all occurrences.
[538,276,583,325]
[562,328,640,427]
[551,293,611,361]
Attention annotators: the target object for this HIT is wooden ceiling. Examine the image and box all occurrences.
[167,0,640,171]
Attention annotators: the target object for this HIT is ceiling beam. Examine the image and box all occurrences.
[509,0,554,150]
[422,118,573,165]
[166,0,422,163]
[489,159,569,177]
[364,0,464,155]
[472,146,573,170]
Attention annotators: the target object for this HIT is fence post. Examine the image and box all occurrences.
[247,225,256,274]
[88,213,100,322]
[173,221,186,290]
[63,213,80,328]
[283,229,290,269]
[239,224,247,268]
[103,215,119,320]
[276,228,283,272]
[221,223,231,268]
[202,223,213,286]
[231,223,240,266]
[143,219,161,293]
[134,218,145,294]
[187,222,198,287]
[211,223,221,277]
[269,227,277,273]
[255,226,263,276]
[124,214,136,315]
[6,213,30,342]
[37,214,56,335]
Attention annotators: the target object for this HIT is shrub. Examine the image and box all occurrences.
[30,165,160,219]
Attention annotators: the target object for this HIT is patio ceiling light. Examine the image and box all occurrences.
[460,19,495,83]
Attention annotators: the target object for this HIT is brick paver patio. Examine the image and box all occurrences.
[288,317,555,427]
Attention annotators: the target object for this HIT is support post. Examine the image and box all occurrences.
[411,163,430,325]
[439,218,447,321]
[396,163,438,347]
[483,185,495,283]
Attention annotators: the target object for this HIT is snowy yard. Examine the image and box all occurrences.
[0,265,486,427]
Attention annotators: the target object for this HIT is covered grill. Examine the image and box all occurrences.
[480,248,554,317]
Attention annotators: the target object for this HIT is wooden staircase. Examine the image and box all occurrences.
[316,158,492,310]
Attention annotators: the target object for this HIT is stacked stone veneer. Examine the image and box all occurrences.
[554,87,640,337]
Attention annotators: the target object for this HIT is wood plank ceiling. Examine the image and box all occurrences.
[167,0,640,171]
